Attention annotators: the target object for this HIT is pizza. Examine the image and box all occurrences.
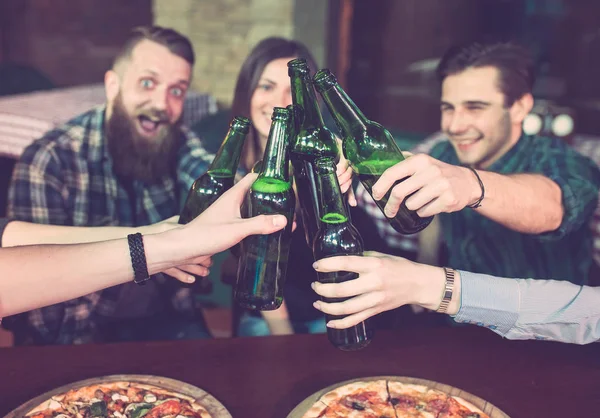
[302,379,490,418]
[24,381,214,418]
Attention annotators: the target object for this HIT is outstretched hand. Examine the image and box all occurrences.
[165,173,288,282]
[311,251,446,328]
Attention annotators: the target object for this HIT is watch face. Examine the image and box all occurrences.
[436,268,455,313]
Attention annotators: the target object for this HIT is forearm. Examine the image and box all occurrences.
[261,301,294,335]
[454,272,600,345]
[2,220,175,247]
[473,171,563,233]
[416,216,441,266]
[414,264,462,314]
[0,229,185,317]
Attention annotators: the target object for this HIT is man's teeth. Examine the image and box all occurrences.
[140,118,159,131]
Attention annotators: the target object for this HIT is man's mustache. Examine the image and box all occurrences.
[137,108,170,123]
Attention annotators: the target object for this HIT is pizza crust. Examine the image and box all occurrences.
[301,400,329,418]
[24,399,62,416]
[387,381,430,397]
[450,395,489,417]
[319,380,388,406]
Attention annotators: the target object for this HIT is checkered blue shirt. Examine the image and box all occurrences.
[6,106,213,345]
[356,133,600,283]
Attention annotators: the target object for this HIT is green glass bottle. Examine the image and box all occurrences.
[179,116,250,224]
[250,160,262,174]
[313,157,373,351]
[234,107,296,310]
[313,69,433,235]
[288,58,340,247]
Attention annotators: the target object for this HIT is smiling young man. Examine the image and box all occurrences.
[7,26,214,345]
[365,42,600,284]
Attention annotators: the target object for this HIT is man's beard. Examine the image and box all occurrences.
[106,94,183,184]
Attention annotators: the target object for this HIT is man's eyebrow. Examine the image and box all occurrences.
[140,69,159,76]
[464,100,491,107]
[139,69,189,86]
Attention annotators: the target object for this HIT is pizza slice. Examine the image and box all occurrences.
[304,380,396,418]
[387,382,446,418]
[437,395,489,418]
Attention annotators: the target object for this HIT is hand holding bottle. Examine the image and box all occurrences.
[311,251,460,328]
[235,107,296,310]
[174,173,288,265]
[336,155,357,206]
[142,173,287,284]
[313,69,432,234]
[371,154,483,218]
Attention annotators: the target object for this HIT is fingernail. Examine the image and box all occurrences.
[326,321,336,328]
[310,282,316,290]
[313,301,321,309]
[187,276,195,283]
[312,262,319,270]
[372,191,381,200]
[385,209,395,218]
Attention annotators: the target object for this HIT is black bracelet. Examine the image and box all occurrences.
[466,167,485,209]
[127,233,150,285]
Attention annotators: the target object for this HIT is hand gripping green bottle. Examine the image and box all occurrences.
[312,157,373,350]
[313,69,433,234]
[234,107,296,310]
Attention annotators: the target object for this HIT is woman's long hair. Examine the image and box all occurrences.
[230,37,319,171]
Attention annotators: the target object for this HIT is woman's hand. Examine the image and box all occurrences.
[162,173,288,282]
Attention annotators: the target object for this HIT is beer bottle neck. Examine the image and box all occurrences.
[319,83,370,138]
[208,127,248,176]
[286,104,300,141]
[290,72,326,129]
[259,118,291,181]
[317,162,349,223]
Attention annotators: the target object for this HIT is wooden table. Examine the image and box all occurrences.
[0,326,598,418]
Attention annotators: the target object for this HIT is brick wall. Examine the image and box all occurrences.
[153,0,327,106]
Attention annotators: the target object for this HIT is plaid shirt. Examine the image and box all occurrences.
[7,106,213,345]
[356,134,600,283]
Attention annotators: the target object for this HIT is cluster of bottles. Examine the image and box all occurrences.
[179,59,433,351]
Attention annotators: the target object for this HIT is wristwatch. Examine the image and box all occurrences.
[436,267,455,314]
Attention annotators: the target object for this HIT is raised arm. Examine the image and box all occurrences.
[310,253,600,344]
[0,174,287,318]
[454,271,600,344]
[371,151,600,235]
[1,217,178,247]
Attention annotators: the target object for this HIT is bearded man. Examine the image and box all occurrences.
[7,26,214,345]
